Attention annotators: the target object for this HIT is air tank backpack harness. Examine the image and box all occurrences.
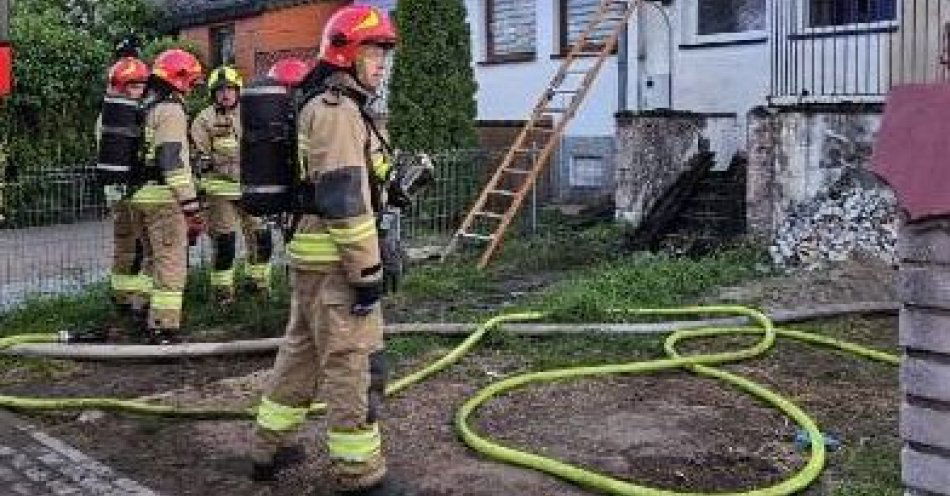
[239,76,298,217]
[96,94,152,314]
[239,78,434,292]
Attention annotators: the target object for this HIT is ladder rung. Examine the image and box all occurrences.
[475,212,504,219]
[460,232,494,241]
[490,189,517,196]
[445,0,633,269]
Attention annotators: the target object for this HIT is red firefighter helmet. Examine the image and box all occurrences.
[152,49,204,93]
[319,6,397,69]
[268,58,312,87]
[107,57,149,94]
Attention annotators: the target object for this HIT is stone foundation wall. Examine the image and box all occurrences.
[747,105,898,267]
[615,112,707,228]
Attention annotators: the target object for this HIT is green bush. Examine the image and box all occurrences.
[389,0,478,152]
[1,0,163,173]
[0,1,199,226]
[0,5,110,171]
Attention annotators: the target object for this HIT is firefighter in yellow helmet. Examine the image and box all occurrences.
[191,66,273,303]
[130,49,204,345]
[250,6,409,495]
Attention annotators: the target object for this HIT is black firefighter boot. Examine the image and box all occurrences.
[129,298,149,341]
[251,445,307,482]
[147,328,183,346]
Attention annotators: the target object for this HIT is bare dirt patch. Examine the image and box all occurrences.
[706,259,897,310]
[7,315,898,496]
[0,260,901,495]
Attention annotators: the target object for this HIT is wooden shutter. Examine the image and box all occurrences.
[560,0,612,53]
[487,0,536,61]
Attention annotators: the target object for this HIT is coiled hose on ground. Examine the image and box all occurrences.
[0,306,899,495]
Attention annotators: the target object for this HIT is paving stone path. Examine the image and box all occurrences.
[0,411,159,496]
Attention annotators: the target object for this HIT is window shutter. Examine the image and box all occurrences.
[489,0,536,59]
[563,0,612,51]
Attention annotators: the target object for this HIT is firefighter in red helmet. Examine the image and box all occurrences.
[250,6,409,495]
[268,57,312,88]
[99,57,152,322]
[130,49,204,345]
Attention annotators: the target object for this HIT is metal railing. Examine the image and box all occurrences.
[400,148,550,244]
[0,149,554,309]
[0,165,110,309]
[769,0,949,103]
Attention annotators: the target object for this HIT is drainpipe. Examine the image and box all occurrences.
[636,5,647,111]
[618,15,629,113]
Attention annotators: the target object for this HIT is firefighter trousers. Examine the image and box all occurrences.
[206,196,272,295]
[110,198,152,308]
[133,201,188,331]
[253,269,387,490]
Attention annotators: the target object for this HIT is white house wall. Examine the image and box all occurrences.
[465,0,626,137]
[674,44,769,117]
[466,0,772,140]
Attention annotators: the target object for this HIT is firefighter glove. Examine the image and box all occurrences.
[184,210,206,245]
[350,283,382,317]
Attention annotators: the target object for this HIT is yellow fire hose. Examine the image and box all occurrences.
[0,306,899,495]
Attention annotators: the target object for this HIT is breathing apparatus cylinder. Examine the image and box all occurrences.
[239,77,296,216]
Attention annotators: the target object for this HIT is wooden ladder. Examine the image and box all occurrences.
[443,0,640,269]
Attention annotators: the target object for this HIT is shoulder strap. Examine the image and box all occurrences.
[339,87,395,157]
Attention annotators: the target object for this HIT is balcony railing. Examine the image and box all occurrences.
[769,0,949,103]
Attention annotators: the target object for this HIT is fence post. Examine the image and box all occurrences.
[530,143,539,236]
[899,219,950,495]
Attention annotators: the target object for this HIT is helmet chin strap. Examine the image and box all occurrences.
[215,100,237,112]
[351,57,380,94]
[214,88,239,111]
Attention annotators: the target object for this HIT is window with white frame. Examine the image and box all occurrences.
[808,0,896,27]
[486,0,536,62]
[683,0,767,44]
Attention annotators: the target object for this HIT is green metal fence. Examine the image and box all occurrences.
[0,148,558,309]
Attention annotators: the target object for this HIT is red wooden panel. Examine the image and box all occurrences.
[873,84,950,221]
[0,42,11,97]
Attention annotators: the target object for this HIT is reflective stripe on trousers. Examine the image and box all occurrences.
[210,268,235,288]
[247,264,272,284]
[151,290,183,311]
[256,396,308,433]
[327,424,382,463]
